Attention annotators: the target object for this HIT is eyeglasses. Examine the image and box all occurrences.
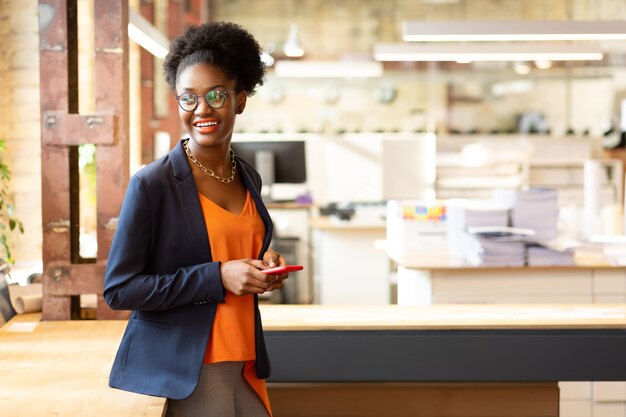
[176,88,238,112]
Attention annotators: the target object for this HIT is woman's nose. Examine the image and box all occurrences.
[195,96,214,115]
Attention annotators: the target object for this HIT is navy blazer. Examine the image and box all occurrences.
[103,139,273,400]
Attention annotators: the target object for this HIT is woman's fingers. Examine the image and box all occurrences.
[221,258,290,295]
[262,249,286,268]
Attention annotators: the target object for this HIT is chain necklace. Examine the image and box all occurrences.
[183,140,237,184]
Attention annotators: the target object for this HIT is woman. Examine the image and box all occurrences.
[104,22,287,417]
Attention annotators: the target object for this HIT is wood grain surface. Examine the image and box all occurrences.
[260,304,626,330]
[0,314,165,417]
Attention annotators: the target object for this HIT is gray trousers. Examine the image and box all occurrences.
[166,361,270,417]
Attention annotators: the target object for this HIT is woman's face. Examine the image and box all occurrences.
[175,62,246,148]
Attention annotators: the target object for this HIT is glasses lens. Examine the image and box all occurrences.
[206,89,227,109]
[179,93,198,111]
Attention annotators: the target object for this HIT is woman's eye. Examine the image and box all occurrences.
[208,90,225,100]
[182,94,197,104]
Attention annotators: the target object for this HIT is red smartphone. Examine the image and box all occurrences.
[262,265,303,275]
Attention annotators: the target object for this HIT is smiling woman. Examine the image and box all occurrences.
[103,22,288,417]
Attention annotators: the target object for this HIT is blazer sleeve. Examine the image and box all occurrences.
[103,175,225,311]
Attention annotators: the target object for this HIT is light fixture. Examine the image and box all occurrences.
[373,43,604,62]
[512,61,531,75]
[283,23,305,58]
[490,80,535,97]
[274,60,383,78]
[402,20,626,42]
[534,60,553,70]
[260,51,275,67]
[128,9,169,59]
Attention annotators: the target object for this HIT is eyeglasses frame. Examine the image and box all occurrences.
[176,89,239,112]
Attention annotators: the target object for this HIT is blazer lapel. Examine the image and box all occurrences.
[176,177,212,262]
[171,140,212,262]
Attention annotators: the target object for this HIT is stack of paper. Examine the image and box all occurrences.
[494,188,558,242]
[464,208,510,228]
[527,244,575,266]
[603,245,626,266]
[462,233,526,267]
[446,200,512,260]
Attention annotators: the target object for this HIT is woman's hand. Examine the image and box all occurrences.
[220,259,273,295]
[262,249,289,291]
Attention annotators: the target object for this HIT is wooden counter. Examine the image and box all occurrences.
[0,314,165,417]
[3,305,626,417]
[309,216,386,232]
[260,304,626,330]
[390,250,626,306]
[261,304,626,383]
[261,305,626,417]
[389,251,618,270]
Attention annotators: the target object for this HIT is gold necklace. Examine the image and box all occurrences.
[183,140,236,184]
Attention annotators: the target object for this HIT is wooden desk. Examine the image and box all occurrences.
[0,314,165,417]
[260,304,626,331]
[262,304,626,417]
[3,305,626,417]
[389,251,626,306]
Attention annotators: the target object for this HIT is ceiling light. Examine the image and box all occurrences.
[512,61,532,75]
[260,51,275,67]
[128,9,169,59]
[373,43,603,62]
[490,80,535,96]
[534,60,553,69]
[403,20,626,42]
[274,61,383,78]
[283,23,305,58]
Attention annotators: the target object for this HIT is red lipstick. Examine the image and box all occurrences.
[193,118,220,134]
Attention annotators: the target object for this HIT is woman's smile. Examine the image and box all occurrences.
[193,118,221,134]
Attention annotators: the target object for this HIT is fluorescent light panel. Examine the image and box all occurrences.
[274,61,383,78]
[128,9,170,59]
[374,43,604,62]
[403,20,626,42]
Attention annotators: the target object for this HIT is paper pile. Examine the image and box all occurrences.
[462,233,526,267]
[527,244,575,266]
[447,200,526,266]
[495,188,558,242]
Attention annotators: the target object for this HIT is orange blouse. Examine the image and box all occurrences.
[198,191,272,416]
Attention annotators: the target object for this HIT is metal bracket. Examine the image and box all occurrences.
[42,111,118,146]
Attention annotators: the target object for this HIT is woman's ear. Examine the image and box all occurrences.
[236,92,247,114]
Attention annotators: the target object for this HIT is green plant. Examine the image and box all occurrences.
[0,139,23,263]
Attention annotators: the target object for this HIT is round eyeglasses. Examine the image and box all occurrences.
[176,89,238,112]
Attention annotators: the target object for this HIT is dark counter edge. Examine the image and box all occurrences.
[265,329,626,382]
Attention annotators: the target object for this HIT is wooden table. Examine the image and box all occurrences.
[261,304,626,417]
[2,305,626,417]
[0,313,165,417]
[389,250,626,306]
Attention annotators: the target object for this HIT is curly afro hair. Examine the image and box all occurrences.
[163,21,266,96]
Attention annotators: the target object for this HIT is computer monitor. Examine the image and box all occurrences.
[230,140,306,184]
